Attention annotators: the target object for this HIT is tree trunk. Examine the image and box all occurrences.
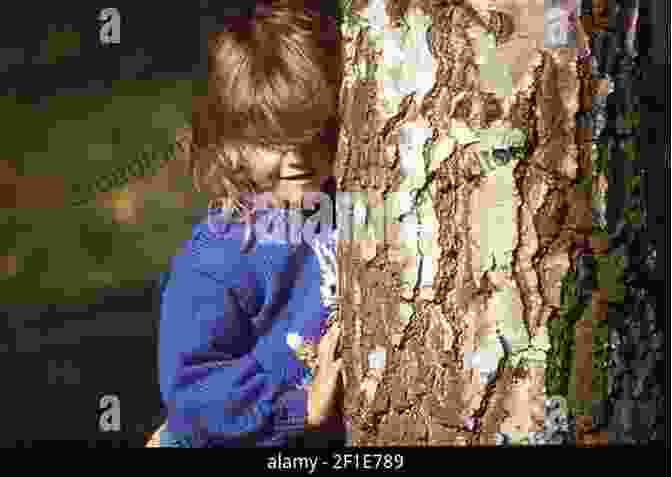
[336,0,591,446]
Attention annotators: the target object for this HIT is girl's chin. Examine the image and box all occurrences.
[279,176,322,190]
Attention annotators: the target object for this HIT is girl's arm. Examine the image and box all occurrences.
[159,253,307,447]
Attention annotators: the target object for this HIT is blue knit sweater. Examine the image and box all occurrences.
[159,188,342,447]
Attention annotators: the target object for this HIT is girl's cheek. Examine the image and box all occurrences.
[250,152,283,189]
[251,163,281,190]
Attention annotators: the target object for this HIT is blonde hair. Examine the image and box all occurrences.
[189,1,342,220]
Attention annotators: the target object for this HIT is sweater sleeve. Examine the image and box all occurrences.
[159,255,307,447]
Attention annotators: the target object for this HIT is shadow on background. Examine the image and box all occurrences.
[0,283,166,447]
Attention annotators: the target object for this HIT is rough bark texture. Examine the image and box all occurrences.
[594,0,665,444]
[555,0,664,446]
[335,0,594,446]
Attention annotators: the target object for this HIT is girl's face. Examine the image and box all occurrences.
[248,147,326,206]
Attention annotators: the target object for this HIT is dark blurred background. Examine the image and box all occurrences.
[0,2,233,447]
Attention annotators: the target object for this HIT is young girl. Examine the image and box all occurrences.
[152,1,347,447]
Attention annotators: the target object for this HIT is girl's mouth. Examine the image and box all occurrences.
[280,173,315,180]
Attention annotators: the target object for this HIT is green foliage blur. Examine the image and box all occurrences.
[0,80,209,305]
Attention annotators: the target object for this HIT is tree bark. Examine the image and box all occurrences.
[336,0,590,445]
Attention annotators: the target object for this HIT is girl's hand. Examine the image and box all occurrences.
[306,322,343,428]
